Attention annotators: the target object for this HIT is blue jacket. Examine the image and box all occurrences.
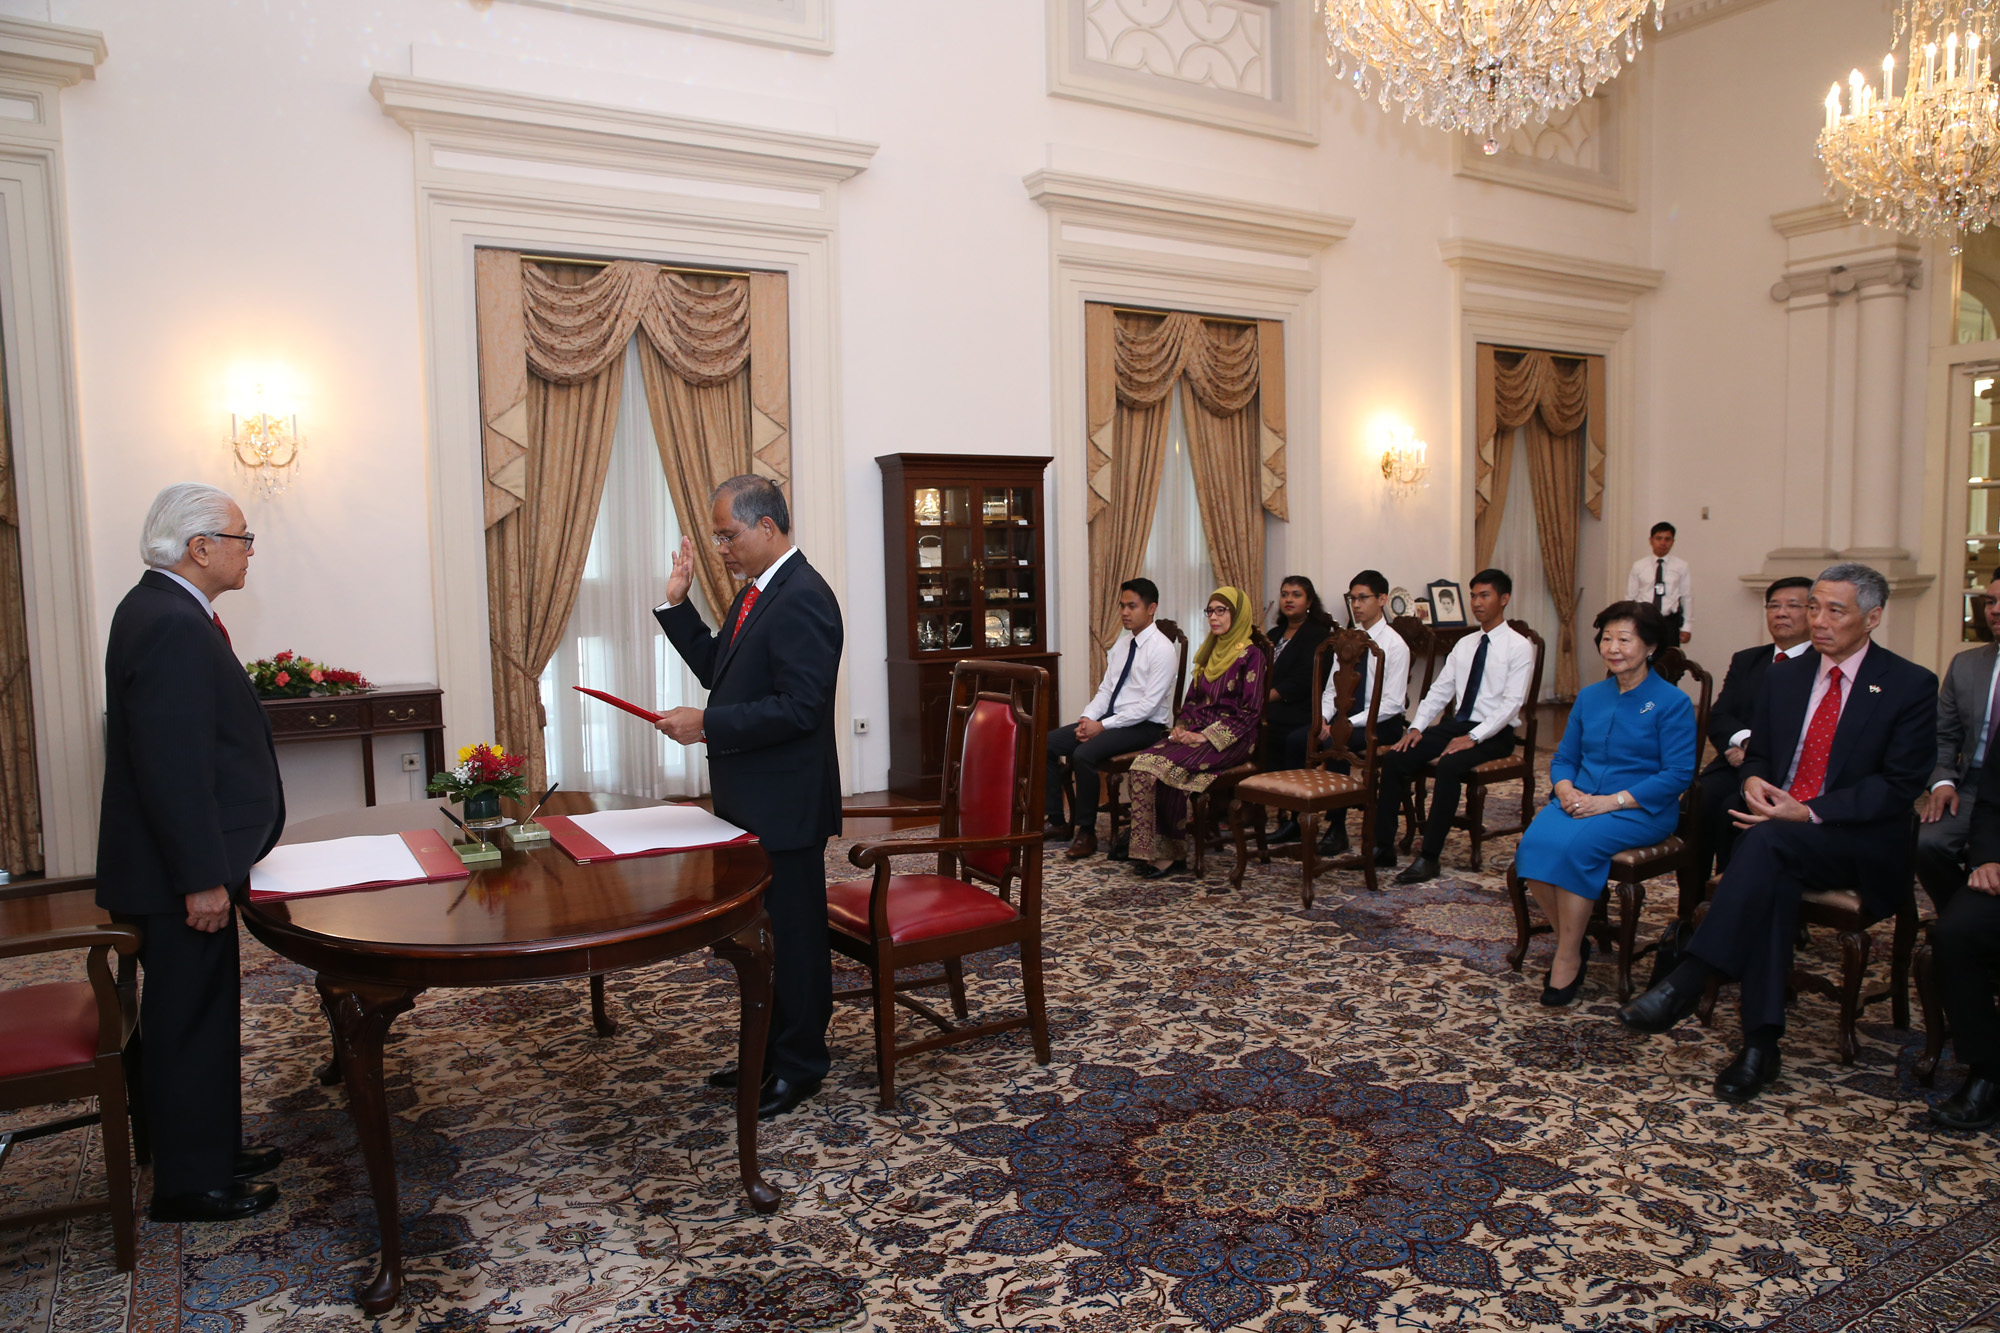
[1549,668,1697,815]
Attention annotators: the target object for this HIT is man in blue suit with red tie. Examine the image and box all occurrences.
[1619,562,1936,1104]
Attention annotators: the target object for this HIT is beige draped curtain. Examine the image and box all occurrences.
[0,355,40,876]
[1473,345,1603,699]
[474,251,791,788]
[1084,304,1287,689]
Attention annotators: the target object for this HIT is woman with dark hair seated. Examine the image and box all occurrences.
[1516,601,1697,1006]
[1126,586,1269,879]
[1265,575,1334,841]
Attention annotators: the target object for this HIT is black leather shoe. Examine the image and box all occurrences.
[149,1182,279,1224]
[706,1066,778,1091]
[1373,848,1397,868]
[233,1145,283,1180]
[1317,825,1351,858]
[1539,939,1592,1008]
[1617,977,1704,1034]
[757,1075,822,1119]
[1107,836,1130,862]
[1269,818,1302,845]
[1931,1075,2000,1130]
[1042,821,1073,843]
[1134,860,1186,880]
[1393,857,1439,885]
[1713,1045,1781,1104]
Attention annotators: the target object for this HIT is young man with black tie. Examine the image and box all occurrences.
[1694,576,1814,883]
[1619,563,1936,1105]
[1626,521,1693,645]
[97,483,286,1222]
[1375,569,1536,885]
[654,476,844,1120]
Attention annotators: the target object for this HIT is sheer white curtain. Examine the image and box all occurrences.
[1142,392,1217,642]
[539,338,711,798]
[1489,425,1560,702]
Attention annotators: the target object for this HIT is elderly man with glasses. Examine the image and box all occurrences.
[97,482,286,1222]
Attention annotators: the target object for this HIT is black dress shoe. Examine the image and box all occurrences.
[1134,860,1186,880]
[1393,857,1439,885]
[1931,1075,2000,1130]
[757,1075,822,1119]
[1042,822,1073,843]
[1713,1045,1781,1104]
[149,1181,279,1224]
[1373,848,1397,868]
[1107,836,1130,862]
[1317,825,1351,858]
[1269,818,1302,845]
[1539,939,1592,1008]
[1617,977,1704,1034]
[706,1066,778,1091]
[233,1145,283,1179]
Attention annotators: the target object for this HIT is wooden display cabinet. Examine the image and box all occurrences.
[879,453,1058,797]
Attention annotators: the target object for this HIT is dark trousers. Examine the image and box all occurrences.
[1933,884,2000,1076]
[1689,818,1898,1038]
[1695,762,1743,885]
[115,906,242,1197]
[1373,720,1516,860]
[764,844,833,1085]
[1916,769,1979,911]
[1281,715,1406,772]
[1662,609,1685,642]
[1046,721,1166,827]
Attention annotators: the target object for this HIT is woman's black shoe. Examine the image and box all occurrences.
[1539,939,1592,1007]
[1134,860,1186,880]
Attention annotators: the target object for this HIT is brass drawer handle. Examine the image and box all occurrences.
[385,707,417,722]
[307,713,340,729]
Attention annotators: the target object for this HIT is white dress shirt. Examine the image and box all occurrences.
[1627,553,1692,632]
[1410,621,1536,744]
[1084,622,1176,729]
[1784,641,1867,791]
[1730,640,1813,751]
[1322,616,1410,729]
[158,568,216,620]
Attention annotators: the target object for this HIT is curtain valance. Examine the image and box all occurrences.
[522,260,752,387]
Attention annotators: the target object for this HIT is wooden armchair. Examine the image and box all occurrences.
[0,905,143,1271]
[1100,619,1190,851]
[1226,629,1389,904]
[1505,647,1714,999]
[828,660,1052,1109]
[1405,620,1547,870]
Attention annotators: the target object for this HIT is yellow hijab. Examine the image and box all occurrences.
[1191,586,1256,683]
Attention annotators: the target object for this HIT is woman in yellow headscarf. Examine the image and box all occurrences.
[1125,586,1271,878]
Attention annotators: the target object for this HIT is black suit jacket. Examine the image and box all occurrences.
[96,571,285,914]
[1704,642,1799,772]
[1739,641,1935,911]
[656,551,843,852]
[1265,616,1332,731]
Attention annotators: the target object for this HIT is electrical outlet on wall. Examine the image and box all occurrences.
[853,717,869,735]
[401,753,422,772]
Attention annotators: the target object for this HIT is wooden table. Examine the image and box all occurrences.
[261,684,446,806]
[242,791,780,1315]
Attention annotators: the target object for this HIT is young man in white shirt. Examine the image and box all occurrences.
[1288,570,1413,857]
[1374,568,1537,884]
[1046,578,1177,860]
[1626,521,1693,645]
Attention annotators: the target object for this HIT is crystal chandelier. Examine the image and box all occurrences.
[1320,0,1664,153]
[1818,0,2000,245]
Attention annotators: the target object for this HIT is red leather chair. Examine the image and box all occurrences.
[0,913,143,1270]
[829,660,1051,1109]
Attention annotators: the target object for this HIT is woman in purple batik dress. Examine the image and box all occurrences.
[1125,585,1268,879]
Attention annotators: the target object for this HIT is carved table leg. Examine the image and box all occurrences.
[590,974,619,1037]
[711,911,781,1215]
[317,977,421,1315]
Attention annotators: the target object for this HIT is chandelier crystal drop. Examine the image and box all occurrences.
[1818,0,2000,245]
[1320,0,1664,151]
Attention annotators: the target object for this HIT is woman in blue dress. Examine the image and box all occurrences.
[1516,601,1696,1007]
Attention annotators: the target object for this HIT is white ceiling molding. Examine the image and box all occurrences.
[0,16,105,86]
[1657,0,1781,36]
[1025,169,1352,269]
[1439,238,1663,311]
[491,0,831,54]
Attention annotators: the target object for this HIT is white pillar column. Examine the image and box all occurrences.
[1850,265,1919,556]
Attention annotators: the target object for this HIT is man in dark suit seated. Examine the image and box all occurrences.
[1694,577,1814,884]
[1931,757,2000,1130]
[654,475,843,1119]
[1916,575,2000,911]
[1618,562,1936,1104]
[98,483,287,1222]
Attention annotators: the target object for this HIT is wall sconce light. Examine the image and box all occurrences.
[1379,423,1428,497]
[229,384,304,498]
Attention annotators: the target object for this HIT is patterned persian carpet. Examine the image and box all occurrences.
[4,796,1999,1333]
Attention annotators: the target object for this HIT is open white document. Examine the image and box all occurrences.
[565,804,753,856]
[250,833,437,899]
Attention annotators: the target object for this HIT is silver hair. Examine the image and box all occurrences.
[710,474,790,535]
[140,482,239,569]
[1816,561,1890,614]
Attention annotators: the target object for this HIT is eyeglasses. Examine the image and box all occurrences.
[1204,606,1231,617]
[201,531,256,550]
[710,526,749,549]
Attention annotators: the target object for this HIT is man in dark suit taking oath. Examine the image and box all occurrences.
[98,482,286,1222]
[1619,562,1935,1105]
[654,475,843,1119]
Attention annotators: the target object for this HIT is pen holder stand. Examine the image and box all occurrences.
[508,821,550,845]
[453,836,502,865]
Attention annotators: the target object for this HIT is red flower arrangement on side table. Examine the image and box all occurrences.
[244,649,374,699]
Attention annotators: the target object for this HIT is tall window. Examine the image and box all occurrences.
[1142,391,1217,641]
[539,339,710,797]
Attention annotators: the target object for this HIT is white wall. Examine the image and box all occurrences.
[23,0,1907,821]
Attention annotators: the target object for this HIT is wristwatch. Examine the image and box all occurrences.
[1615,792,1630,808]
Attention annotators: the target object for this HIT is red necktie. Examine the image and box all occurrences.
[731,586,760,640]
[1774,649,1786,663]
[1788,665,1843,802]
[212,613,231,648]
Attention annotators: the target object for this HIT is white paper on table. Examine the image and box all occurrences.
[566,804,753,855]
[250,833,431,898]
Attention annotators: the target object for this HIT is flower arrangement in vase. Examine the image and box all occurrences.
[427,743,528,824]
[244,650,373,699]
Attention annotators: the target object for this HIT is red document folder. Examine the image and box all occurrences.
[247,829,470,902]
[541,811,758,864]
[572,685,663,724]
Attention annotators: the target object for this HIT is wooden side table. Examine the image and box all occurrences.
[261,684,445,806]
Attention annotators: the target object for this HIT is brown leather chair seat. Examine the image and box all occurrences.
[1610,836,1685,870]
[1236,770,1366,804]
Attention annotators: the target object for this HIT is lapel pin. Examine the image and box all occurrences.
[1640,701,1655,713]
[1868,684,1881,694]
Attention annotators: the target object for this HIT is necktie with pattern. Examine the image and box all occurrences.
[732,586,760,640]
[212,613,231,648]
[1788,665,1843,802]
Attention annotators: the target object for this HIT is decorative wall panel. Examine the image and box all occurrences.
[1453,86,1637,211]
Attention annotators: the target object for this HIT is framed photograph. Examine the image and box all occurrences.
[1388,586,1412,618]
[1427,579,1467,627]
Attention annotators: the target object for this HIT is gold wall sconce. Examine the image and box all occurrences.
[229,384,304,498]
[1378,422,1428,497]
